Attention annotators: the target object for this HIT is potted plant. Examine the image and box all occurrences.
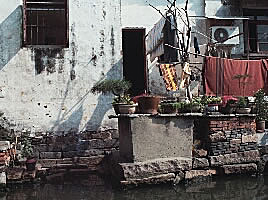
[190,97,203,113]
[113,94,137,114]
[236,97,251,114]
[21,132,36,171]
[91,79,137,114]
[160,102,180,114]
[133,94,161,115]
[203,96,222,112]
[220,96,238,114]
[254,89,268,132]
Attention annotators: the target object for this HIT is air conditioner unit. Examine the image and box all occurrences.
[211,26,240,45]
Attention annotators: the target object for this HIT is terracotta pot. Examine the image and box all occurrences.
[137,96,161,114]
[220,105,235,114]
[113,103,127,114]
[236,108,251,114]
[118,104,137,114]
[191,105,201,113]
[26,158,36,171]
[256,120,265,132]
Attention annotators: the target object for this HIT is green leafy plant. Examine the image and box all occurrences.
[160,102,181,113]
[254,89,268,121]
[237,97,248,108]
[91,79,131,96]
[21,132,34,159]
[112,94,134,105]
[201,96,222,105]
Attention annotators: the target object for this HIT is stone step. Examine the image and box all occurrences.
[119,157,192,180]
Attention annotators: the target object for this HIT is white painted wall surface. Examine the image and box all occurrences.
[0,0,122,133]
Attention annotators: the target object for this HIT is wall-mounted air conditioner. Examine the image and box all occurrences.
[211,26,240,45]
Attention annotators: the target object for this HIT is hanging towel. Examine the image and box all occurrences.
[159,64,178,91]
[180,62,191,89]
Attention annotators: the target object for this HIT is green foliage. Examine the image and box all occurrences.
[201,96,222,105]
[254,89,268,121]
[237,97,248,108]
[112,94,134,105]
[160,102,181,112]
[21,132,34,159]
[91,79,131,96]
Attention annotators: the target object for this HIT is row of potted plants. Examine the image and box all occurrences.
[91,79,268,131]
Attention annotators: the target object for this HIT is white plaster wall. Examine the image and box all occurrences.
[0,0,122,133]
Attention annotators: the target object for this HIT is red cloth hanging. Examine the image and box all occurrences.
[204,56,268,96]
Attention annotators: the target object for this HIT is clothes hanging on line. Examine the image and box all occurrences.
[204,56,268,96]
[180,62,191,89]
[159,64,178,91]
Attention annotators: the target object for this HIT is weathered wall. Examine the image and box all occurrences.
[119,116,193,162]
[0,1,122,133]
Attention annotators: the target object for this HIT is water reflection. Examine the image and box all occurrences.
[3,175,268,200]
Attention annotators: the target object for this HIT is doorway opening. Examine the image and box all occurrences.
[122,28,147,97]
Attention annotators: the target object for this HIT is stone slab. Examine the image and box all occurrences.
[210,150,260,166]
[119,157,192,180]
[193,149,208,157]
[192,158,209,169]
[120,173,176,185]
[40,152,62,159]
[222,163,257,174]
[0,141,10,151]
[185,170,217,180]
[242,135,258,143]
[7,168,24,180]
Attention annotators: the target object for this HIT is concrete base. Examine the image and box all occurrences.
[118,115,193,162]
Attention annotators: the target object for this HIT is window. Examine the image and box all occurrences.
[243,9,268,53]
[23,0,68,47]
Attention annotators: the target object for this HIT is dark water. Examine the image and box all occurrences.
[2,174,268,200]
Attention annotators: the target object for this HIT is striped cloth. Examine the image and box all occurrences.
[159,64,178,91]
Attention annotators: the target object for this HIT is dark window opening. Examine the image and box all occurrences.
[122,28,147,96]
[243,9,268,53]
[23,0,68,47]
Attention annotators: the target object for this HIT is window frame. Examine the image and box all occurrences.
[23,0,69,48]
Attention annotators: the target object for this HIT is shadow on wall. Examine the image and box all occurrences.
[215,5,241,16]
[54,105,84,134]
[0,6,22,70]
[85,59,123,131]
[50,59,123,133]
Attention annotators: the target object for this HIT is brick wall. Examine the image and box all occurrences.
[31,129,119,171]
[193,116,260,175]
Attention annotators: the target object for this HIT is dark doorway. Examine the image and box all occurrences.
[122,28,147,96]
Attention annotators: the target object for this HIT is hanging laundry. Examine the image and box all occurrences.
[159,64,178,91]
[194,37,200,58]
[180,62,191,89]
[204,56,268,96]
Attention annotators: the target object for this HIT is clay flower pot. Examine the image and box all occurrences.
[118,104,138,114]
[137,96,161,114]
[256,120,265,132]
[236,107,251,114]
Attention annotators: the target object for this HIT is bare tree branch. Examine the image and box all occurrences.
[149,4,182,34]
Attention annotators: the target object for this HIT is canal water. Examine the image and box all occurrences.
[2,174,268,200]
